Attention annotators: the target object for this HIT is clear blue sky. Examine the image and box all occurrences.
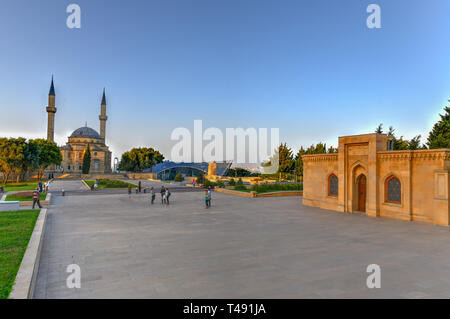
[0,0,449,161]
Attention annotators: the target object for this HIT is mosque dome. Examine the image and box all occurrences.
[70,126,102,139]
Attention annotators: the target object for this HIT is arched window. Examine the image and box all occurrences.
[385,176,401,204]
[328,174,338,197]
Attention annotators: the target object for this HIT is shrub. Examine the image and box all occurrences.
[234,185,248,191]
[250,183,303,193]
[236,178,244,185]
[216,180,224,188]
[196,172,204,184]
[228,178,236,186]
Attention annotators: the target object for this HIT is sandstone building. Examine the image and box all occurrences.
[302,133,450,226]
[46,78,112,174]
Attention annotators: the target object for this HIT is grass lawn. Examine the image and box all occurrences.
[85,179,138,189]
[0,182,39,192]
[0,209,39,299]
[5,193,46,202]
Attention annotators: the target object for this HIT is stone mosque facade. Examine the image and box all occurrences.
[46,77,112,174]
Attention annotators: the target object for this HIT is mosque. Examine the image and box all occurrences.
[45,77,112,174]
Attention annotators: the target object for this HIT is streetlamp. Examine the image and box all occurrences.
[387,135,394,151]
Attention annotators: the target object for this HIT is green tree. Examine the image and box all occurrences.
[31,139,62,180]
[196,172,204,184]
[278,143,294,175]
[0,137,28,183]
[82,144,91,174]
[118,147,164,172]
[19,140,40,182]
[294,147,306,178]
[174,172,183,182]
[376,124,423,150]
[427,104,450,149]
[375,123,383,134]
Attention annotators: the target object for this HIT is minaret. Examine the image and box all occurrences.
[99,88,108,142]
[46,76,57,142]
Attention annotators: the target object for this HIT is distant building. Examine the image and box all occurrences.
[302,133,450,226]
[45,77,112,174]
[145,161,231,181]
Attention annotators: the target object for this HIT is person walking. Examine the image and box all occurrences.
[32,187,42,209]
[128,185,132,198]
[94,179,98,191]
[38,181,43,193]
[205,190,210,208]
[165,188,171,205]
[160,186,166,204]
[138,181,142,193]
[207,187,212,208]
[150,187,155,204]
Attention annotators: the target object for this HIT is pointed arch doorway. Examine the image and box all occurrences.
[356,174,367,212]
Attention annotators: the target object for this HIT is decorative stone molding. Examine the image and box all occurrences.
[377,150,450,161]
[302,154,338,162]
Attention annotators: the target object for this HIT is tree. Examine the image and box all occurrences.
[408,135,422,150]
[118,147,164,172]
[294,147,306,178]
[278,143,294,175]
[427,104,450,149]
[375,123,383,134]
[196,172,204,184]
[19,140,40,182]
[82,144,91,174]
[376,124,424,150]
[31,139,62,180]
[174,172,183,182]
[0,137,28,183]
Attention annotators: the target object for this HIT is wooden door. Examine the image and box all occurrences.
[358,175,366,212]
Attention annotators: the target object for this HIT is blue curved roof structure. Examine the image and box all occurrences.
[144,161,231,177]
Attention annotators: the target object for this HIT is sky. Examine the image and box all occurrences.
[0,0,449,163]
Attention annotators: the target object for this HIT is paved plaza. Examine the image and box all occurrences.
[34,180,450,298]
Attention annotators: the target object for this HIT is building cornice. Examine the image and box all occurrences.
[377,149,450,160]
[302,154,338,162]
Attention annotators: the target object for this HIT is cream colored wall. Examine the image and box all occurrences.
[302,154,339,210]
[377,150,450,225]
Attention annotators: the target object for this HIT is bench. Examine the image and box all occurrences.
[0,201,20,211]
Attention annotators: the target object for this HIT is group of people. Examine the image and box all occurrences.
[149,186,171,205]
[148,184,213,208]
[38,181,49,193]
